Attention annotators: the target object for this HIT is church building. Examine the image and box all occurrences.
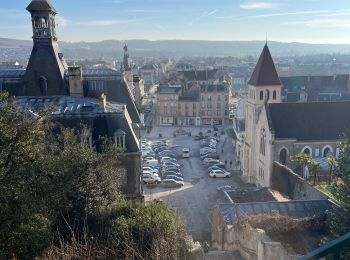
[240,44,350,187]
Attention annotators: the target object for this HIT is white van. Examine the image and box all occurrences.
[182,148,190,158]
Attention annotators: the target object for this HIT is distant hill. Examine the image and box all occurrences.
[2,38,350,59]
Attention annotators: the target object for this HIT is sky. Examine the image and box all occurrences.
[1,0,350,44]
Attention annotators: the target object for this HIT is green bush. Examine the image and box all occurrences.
[88,202,187,260]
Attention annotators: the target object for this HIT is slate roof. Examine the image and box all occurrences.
[267,101,350,141]
[281,75,350,95]
[15,96,140,152]
[248,44,281,86]
[200,84,228,92]
[218,200,333,225]
[0,69,26,78]
[15,96,125,114]
[181,69,219,82]
[26,0,57,13]
[82,68,121,77]
[158,85,182,94]
[285,92,301,102]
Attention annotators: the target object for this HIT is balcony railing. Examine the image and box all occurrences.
[299,232,350,260]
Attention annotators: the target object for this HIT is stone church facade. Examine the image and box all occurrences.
[241,44,350,187]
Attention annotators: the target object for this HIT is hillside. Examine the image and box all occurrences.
[2,38,350,59]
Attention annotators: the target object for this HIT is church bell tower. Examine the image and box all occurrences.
[243,43,281,184]
[24,0,68,96]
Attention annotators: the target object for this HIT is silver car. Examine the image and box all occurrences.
[161,179,184,188]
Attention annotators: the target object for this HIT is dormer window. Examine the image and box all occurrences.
[259,91,263,100]
[114,129,126,149]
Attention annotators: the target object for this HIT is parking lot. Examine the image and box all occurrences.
[143,128,243,241]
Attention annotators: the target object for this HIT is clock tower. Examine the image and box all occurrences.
[24,0,68,96]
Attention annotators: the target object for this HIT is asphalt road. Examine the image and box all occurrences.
[143,133,242,241]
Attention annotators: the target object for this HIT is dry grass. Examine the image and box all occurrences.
[237,213,331,255]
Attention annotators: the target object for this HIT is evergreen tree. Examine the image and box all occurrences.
[330,131,350,235]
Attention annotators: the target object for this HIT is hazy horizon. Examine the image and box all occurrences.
[1,0,350,44]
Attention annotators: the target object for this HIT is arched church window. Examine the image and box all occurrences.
[259,91,263,100]
[273,90,277,100]
[265,89,270,101]
[39,76,48,96]
[260,128,266,156]
[322,146,333,157]
[302,146,312,156]
[279,148,288,165]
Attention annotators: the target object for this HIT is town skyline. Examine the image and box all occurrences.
[1,0,350,44]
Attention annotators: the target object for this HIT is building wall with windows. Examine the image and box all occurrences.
[156,86,181,125]
[156,84,230,126]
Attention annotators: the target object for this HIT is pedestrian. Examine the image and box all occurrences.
[225,159,227,165]
[230,161,233,169]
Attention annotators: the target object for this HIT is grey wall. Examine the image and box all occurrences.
[271,162,328,200]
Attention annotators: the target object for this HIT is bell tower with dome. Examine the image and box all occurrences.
[24,0,68,96]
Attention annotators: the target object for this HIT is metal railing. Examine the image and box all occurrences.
[299,232,350,260]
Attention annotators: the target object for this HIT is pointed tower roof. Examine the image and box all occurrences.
[248,44,281,86]
[27,0,57,13]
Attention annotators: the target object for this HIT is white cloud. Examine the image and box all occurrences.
[240,1,281,10]
[287,18,350,29]
[217,9,350,20]
[56,15,68,27]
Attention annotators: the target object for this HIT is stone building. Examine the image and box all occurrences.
[140,63,159,90]
[156,83,230,126]
[120,44,145,110]
[240,44,350,187]
[0,0,143,200]
[156,69,231,126]
[133,75,145,110]
[156,85,182,125]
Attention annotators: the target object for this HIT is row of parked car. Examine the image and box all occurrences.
[141,139,185,188]
[199,137,231,178]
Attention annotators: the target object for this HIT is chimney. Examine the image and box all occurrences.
[68,66,83,97]
[100,93,107,112]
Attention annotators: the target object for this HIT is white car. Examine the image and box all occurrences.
[203,158,219,163]
[200,148,216,156]
[162,161,180,168]
[160,157,178,163]
[182,148,190,158]
[161,179,184,188]
[143,170,159,177]
[142,173,161,183]
[209,169,231,178]
[143,166,159,174]
[143,159,159,167]
[143,156,156,162]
